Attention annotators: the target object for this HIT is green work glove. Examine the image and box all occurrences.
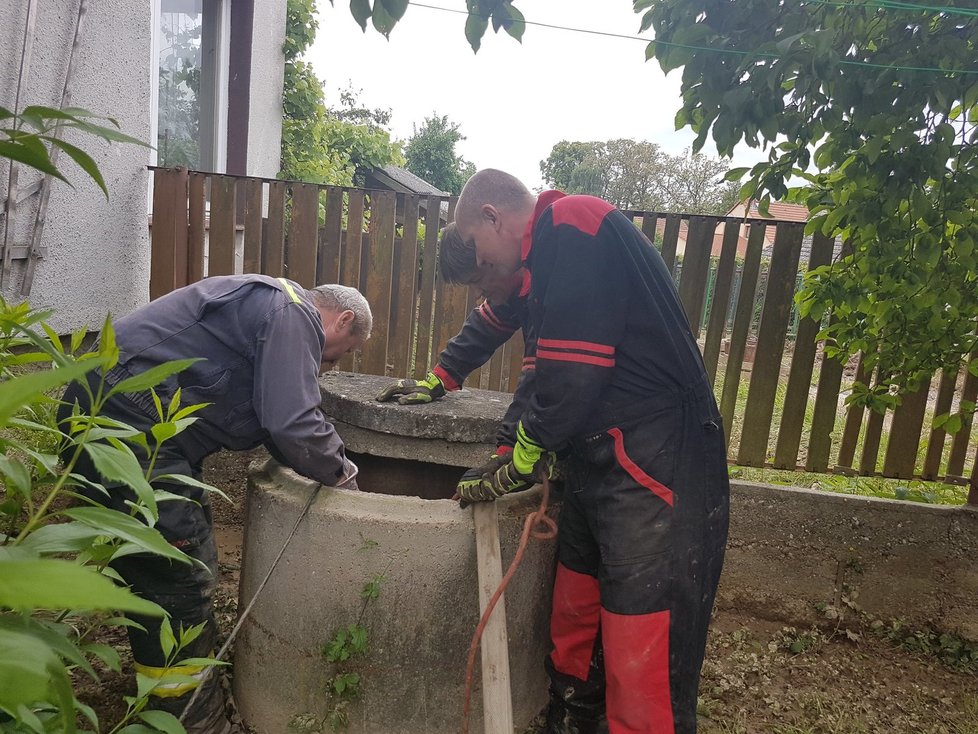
[454,452,514,508]
[375,370,446,405]
[455,424,555,507]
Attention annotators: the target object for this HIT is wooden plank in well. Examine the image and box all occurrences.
[360,190,396,376]
[187,172,206,284]
[677,216,716,340]
[287,182,319,288]
[264,181,287,277]
[736,222,805,466]
[772,231,835,469]
[946,369,978,478]
[242,178,263,274]
[835,354,869,472]
[319,186,344,284]
[388,194,420,377]
[149,167,188,299]
[882,377,931,478]
[703,220,741,384]
[659,214,682,275]
[413,196,444,378]
[858,404,885,475]
[719,223,766,450]
[209,175,237,276]
[922,368,959,479]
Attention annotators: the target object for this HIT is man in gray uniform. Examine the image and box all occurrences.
[58,275,371,733]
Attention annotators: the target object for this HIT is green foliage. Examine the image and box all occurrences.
[340,0,524,51]
[0,106,148,197]
[282,0,402,185]
[0,299,224,733]
[404,114,475,194]
[638,0,978,407]
[539,139,737,214]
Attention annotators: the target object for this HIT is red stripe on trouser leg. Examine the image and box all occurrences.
[601,607,674,734]
[549,562,601,681]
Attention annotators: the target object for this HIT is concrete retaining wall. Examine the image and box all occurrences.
[720,481,978,640]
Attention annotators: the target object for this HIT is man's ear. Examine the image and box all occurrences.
[480,204,500,229]
[338,309,355,331]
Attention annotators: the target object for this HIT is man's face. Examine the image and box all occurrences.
[462,205,523,281]
[464,265,525,305]
[320,309,365,372]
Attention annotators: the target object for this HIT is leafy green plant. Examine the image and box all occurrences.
[0,105,146,197]
[0,299,224,733]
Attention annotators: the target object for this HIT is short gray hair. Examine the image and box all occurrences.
[311,284,373,339]
[454,168,534,233]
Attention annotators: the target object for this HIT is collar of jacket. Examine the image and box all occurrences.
[521,189,565,263]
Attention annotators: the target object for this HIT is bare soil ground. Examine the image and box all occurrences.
[83,450,978,734]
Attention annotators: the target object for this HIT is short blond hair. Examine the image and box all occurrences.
[454,168,534,233]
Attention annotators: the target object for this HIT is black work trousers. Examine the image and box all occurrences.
[548,384,729,734]
[58,377,226,730]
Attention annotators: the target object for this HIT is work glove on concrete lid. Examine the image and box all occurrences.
[375,370,447,405]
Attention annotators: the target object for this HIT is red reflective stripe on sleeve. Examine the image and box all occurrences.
[537,349,615,368]
[608,427,673,506]
[478,302,510,333]
[495,445,513,455]
[537,338,615,355]
[549,563,601,681]
[432,364,460,392]
[602,607,675,733]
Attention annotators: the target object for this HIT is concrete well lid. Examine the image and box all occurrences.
[319,371,511,443]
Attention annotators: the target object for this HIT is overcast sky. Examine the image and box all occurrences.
[308,1,768,191]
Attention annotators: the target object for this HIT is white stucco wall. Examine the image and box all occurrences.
[0,0,153,334]
[246,0,285,178]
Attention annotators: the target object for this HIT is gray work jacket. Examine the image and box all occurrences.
[105,274,347,484]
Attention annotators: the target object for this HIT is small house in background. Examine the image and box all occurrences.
[719,199,812,259]
[363,164,452,226]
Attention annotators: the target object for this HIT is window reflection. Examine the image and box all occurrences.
[158,0,203,168]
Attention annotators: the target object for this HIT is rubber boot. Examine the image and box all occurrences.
[150,670,233,734]
[544,651,608,734]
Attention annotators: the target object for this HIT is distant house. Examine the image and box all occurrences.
[1,0,286,331]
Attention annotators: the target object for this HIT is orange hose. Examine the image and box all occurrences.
[462,476,558,734]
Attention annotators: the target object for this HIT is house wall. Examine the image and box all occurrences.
[0,0,153,333]
[246,0,286,178]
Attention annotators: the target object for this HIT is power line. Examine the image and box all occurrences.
[406,1,978,76]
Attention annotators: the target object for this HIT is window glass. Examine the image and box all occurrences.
[158,0,203,168]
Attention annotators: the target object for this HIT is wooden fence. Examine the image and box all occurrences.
[149,167,977,499]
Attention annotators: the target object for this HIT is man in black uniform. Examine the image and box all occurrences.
[58,275,371,733]
[442,170,729,734]
[377,222,536,476]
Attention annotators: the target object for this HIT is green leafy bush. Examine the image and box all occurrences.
[0,300,223,733]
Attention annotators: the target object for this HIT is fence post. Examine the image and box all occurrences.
[149,167,189,300]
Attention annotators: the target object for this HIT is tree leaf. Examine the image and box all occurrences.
[62,507,189,564]
[137,710,184,734]
[350,0,371,30]
[465,12,489,52]
[0,140,69,182]
[0,360,100,424]
[18,522,105,555]
[82,442,157,519]
[0,558,163,615]
[42,136,108,196]
[106,359,200,398]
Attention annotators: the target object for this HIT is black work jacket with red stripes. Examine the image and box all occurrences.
[432,273,535,450]
[520,191,710,450]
